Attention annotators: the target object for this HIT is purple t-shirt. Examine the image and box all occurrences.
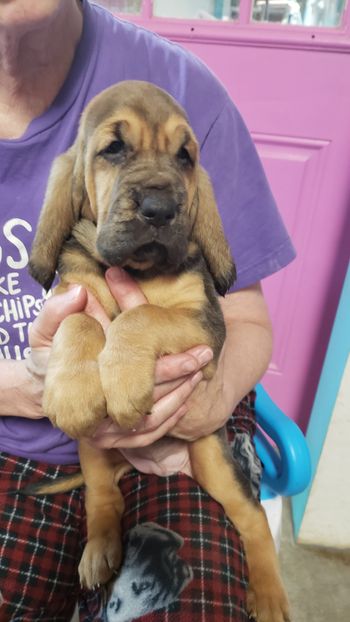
[0,1,295,464]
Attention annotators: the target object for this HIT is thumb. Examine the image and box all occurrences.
[29,286,88,348]
[105,266,148,311]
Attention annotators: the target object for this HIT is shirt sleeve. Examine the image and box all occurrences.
[199,98,296,291]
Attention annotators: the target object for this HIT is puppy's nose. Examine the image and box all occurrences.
[140,194,177,228]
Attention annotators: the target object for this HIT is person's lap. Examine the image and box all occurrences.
[0,393,259,622]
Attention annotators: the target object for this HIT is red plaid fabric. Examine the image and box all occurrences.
[0,457,101,622]
[117,474,248,622]
[0,392,257,622]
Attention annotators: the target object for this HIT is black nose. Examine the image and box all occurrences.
[139,194,177,228]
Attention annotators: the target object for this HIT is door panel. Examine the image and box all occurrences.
[157,16,350,430]
[255,134,333,424]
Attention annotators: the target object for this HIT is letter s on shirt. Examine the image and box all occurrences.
[1,218,32,269]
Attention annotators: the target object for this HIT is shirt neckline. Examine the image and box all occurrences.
[0,0,100,146]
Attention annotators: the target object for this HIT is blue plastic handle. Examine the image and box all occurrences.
[254,384,312,499]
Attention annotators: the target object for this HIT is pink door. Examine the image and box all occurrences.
[103,1,350,429]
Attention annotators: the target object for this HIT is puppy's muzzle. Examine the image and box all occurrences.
[139,189,179,228]
[96,180,188,268]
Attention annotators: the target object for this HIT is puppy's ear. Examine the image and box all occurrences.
[190,167,236,295]
[29,142,86,291]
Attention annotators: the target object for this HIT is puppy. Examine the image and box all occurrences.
[29,81,290,622]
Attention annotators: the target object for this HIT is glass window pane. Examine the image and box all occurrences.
[96,0,142,14]
[252,0,347,27]
[153,0,240,21]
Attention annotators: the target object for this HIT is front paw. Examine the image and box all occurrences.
[99,353,154,430]
[79,533,123,590]
[100,365,154,430]
[43,362,106,438]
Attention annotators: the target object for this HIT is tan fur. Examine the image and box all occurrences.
[51,270,214,435]
[190,167,236,292]
[43,312,107,437]
[190,436,290,622]
[28,81,289,620]
[78,440,131,588]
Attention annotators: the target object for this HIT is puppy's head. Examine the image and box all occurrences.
[29,81,235,294]
[84,81,199,273]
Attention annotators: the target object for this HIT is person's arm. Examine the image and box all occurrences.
[0,286,88,419]
[171,282,273,441]
[0,359,43,418]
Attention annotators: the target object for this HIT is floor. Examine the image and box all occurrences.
[280,500,350,622]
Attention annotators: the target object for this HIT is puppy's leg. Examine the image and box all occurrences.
[99,305,215,430]
[78,440,131,589]
[43,313,106,438]
[189,433,290,622]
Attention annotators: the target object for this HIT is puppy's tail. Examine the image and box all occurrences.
[16,472,84,496]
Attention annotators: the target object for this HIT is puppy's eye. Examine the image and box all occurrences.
[101,139,125,155]
[177,146,193,167]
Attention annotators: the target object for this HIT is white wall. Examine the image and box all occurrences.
[297,355,350,548]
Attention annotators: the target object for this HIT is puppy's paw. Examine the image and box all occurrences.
[79,534,123,590]
[99,351,154,430]
[247,579,291,622]
[107,387,153,430]
[43,363,106,438]
[102,368,153,430]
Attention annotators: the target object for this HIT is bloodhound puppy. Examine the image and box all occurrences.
[29,81,290,622]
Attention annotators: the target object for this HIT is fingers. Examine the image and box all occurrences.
[153,345,213,401]
[89,405,187,450]
[30,265,143,351]
[129,404,189,448]
[105,266,147,310]
[29,286,87,348]
[152,376,188,403]
[155,345,213,383]
[83,288,112,332]
[88,370,203,450]
[147,370,203,436]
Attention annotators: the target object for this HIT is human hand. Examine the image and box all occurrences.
[170,343,233,441]
[2,287,90,420]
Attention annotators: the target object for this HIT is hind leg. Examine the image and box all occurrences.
[189,433,290,622]
[78,440,131,589]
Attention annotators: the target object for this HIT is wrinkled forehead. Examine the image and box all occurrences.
[81,83,196,153]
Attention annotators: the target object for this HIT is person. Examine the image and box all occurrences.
[0,1,295,620]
